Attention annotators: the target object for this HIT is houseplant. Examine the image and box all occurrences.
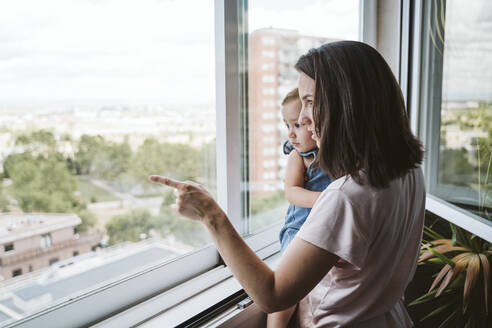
[410,223,491,327]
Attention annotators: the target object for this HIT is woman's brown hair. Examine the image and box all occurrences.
[295,41,423,188]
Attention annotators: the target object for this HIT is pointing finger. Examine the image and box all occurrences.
[149,175,185,189]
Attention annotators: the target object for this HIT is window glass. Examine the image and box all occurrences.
[0,0,215,324]
[40,234,52,249]
[246,0,360,233]
[425,0,492,223]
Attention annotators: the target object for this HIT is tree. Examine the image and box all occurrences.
[105,208,156,245]
[0,180,10,212]
[105,190,211,247]
[75,205,97,233]
[250,190,286,215]
[197,138,216,189]
[90,141,131,180]
[10,156,77,212]
[124,138,201,194]
[74,135,105,175]
[8,154,96,231]
[439,148,474,186]
[15,129,57,154]
[73,135,131,179]
[3,152,35,179]
[155,190,211,247]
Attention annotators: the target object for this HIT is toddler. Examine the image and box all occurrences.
[267,88,332,327]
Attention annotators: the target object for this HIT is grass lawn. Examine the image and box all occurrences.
[77,177,119,203]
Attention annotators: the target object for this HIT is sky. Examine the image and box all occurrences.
[3,0,490,106]
[248,0,359,39]
[0,0,359,107]
[442,0,492,101]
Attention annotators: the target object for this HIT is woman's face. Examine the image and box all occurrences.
[297,72,319,147]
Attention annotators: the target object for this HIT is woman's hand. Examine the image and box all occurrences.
[149,177,337,315]
[149,175,224,222]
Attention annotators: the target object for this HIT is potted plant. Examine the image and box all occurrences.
[410,222,492,327]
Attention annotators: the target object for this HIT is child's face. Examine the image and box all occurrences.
[281,99,317,153]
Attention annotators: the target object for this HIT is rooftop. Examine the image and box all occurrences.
[0,239,178,325]
[0,213,81,245]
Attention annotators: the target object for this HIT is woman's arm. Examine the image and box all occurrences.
[205,210,338,313]
[149,176,339,313]
[285,151,321,208]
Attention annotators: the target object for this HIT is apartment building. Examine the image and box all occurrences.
[248,28,336,195]
[0,213,101,280]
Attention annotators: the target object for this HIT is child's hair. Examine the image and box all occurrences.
[281,88,300,106]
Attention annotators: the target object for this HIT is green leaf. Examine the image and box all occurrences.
[421,257,446,268]
[450,223,470,247]
[420,301,456,322]
[409,289,438,306]
[467,234,482,253]
[424,225,446,241]
[423,244,456,268]
[438,310,458,328]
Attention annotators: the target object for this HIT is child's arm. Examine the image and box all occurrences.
[284,151,321,208]
[267,305,297,327]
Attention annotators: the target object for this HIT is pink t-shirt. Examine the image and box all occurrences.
[295,167,425,327]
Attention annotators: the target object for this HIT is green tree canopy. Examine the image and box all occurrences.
[7,154,95,232]
[439,148,474,187]
[0,180,10,212]
[74,134,131,179]
[105,208,157,245]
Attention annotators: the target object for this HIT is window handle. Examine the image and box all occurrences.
[237,297,253,309]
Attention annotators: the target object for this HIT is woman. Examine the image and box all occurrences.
[150,41,425,327]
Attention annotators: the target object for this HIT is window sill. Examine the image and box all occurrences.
[426,194,492,242]
[93,225,281,327]
[86,196,492,327]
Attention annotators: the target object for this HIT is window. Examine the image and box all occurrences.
[261,124,275,133]
[261,75,276,83]
[262,87,276,95]
[12,268,22,277]
[0,1,368,326]
[0,0,216,325]
[261,63,275,71]
[261,36,275,46]
[263,148,276,155]
[261,50,275,58]
[263,171,276,180]
[262,112,276,120]
[4,243,14,252]
[263,136,275,144]
[40,234,52,249]
[246,0,360,233]
[417,0,492,227]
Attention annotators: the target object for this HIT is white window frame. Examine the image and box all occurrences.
[402,0,492,242]
[2,1,368,327]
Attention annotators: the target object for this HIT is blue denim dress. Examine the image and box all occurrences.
[279,141,332,254]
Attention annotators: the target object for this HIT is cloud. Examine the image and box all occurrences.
[0,0,215,104]
[442,0,492,101]
[248,0,359,40]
